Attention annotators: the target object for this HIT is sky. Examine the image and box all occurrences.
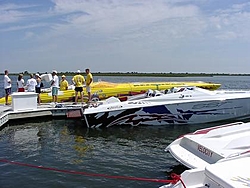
[0,0,250,74]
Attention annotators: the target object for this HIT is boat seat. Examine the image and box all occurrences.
[146,89,154,97]
[152,90,163,97]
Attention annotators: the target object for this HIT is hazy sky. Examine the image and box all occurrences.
[1,0,250,73]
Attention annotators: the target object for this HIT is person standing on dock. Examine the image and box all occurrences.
[17,74,25,92]
[35,74,42,104]
[51,70,59,103]
[60,75,68,91]
[72,70,85,104]
[4,70,11,105]
[85,68,93,102]
[26,74,37,92]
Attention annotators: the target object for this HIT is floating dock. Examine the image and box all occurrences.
[0,103,85,130]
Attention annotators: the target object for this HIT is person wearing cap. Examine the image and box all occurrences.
[72,70,85,104]
[51,70,59,103]
[4,70,12,105]
[35,73,42,104]
[26,74,37,92]
[60,75,68,91]
[85,68,93,102]
[17,73,25,92]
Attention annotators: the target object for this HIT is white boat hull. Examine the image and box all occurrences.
[81,87,250,128]
[166,121,250,169]
[160,154,250,188]
[162,120,250,188]
[83,97,250,128]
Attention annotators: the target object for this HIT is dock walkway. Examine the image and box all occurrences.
[0,103,85,130]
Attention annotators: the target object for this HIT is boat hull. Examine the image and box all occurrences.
[0,81,221,104]
[160,155,250,188]
[83,97,250,128]
[166,120,250,169]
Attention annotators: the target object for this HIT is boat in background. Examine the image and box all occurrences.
[82,87,250,128]
[166,121,250,169]
[160,152,250,188]
[0,80,221,104]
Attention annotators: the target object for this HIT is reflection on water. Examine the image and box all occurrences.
[2,118,250,187]
[1,119,200,188]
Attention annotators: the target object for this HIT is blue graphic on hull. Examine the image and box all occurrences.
[143,105,172,114]
[88,104,242,127]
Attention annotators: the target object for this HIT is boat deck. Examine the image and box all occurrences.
[0,103,86,130]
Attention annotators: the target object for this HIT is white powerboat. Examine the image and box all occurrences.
[82,87,250,128]
[166,121,250,169]
[160,153,250,188]
[161,121,250,188]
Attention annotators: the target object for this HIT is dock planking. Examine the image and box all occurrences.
[0,103,86,130]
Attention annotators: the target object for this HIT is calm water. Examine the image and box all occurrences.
[1,76,250,188]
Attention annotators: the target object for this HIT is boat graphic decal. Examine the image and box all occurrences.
[176,107,237,121]
[105,113,188,127]
[143,105,171,114]
[192,101,228,109]
[85,104,243,127]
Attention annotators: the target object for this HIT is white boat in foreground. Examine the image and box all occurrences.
[166,121,250,169]
[82,87,250,128]
[160,153,250,188]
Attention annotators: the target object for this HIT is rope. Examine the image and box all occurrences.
[0,159,184,185]
[171,173,187,188]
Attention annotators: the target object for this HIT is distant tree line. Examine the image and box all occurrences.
[1,71,250,77]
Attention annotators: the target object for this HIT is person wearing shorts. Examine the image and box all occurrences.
[35,74,42,104]
[72,70,85,104]
[85,68,93,102]
[4,70,12,105]
[51,70,59,103]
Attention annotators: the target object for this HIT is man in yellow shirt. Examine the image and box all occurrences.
[72,70,85,104]
[85,68,93,102]
[60,75,68,91]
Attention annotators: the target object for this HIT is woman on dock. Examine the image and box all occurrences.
[17,74,25,92]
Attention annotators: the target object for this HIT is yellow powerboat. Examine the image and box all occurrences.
[0,81,221,104]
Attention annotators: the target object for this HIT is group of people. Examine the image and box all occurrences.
[3,68,93,105]
[72,68,93,103]
[49,69,93,104]
[4,70,44,105]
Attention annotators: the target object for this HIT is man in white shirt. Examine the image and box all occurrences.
[51,70,59,103]
[4,70,11,105]
[26,74,37,92]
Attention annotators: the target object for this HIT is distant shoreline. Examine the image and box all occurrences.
[2,72,250,77]
[86,72,250,77]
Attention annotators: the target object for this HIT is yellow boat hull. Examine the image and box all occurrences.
[0,81,221,104]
